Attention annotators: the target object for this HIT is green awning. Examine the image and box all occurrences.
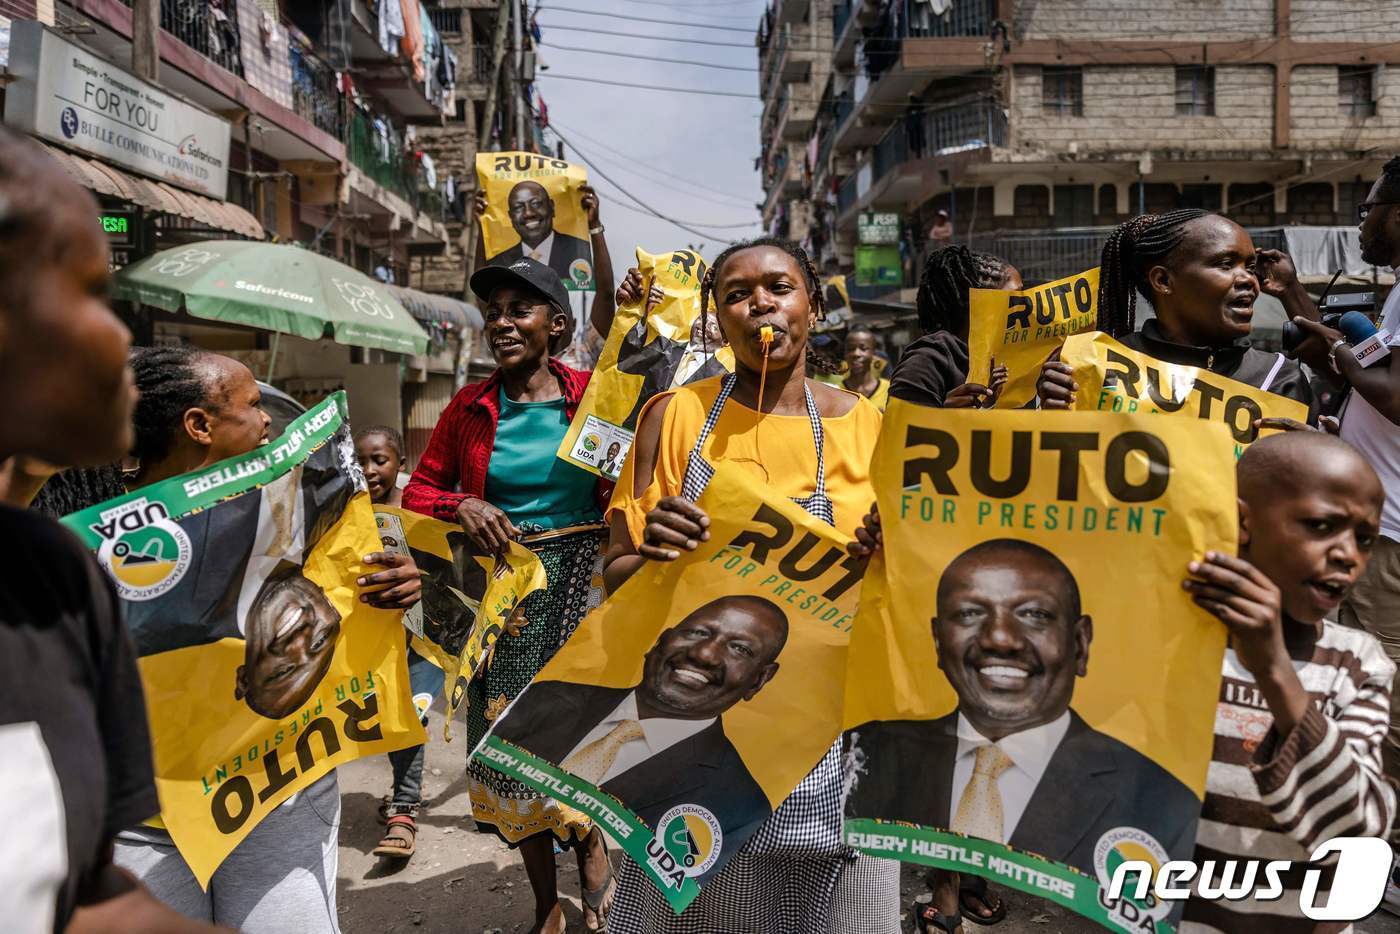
[114,240,429,355]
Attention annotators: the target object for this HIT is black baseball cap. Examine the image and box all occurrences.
[470,256,572,317]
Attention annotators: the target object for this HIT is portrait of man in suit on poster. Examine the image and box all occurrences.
[493,594,786,878]
[489,180,592,284]
[845,539,1200,874]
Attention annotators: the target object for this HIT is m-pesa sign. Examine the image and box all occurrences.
[4,21,231,199]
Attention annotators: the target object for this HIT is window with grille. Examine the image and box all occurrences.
[1339,66,1377,118]
[1042,66,1083,117]
[1175,66,1215,116]
[1180,183,1222,210]
[1053,185,1094,227]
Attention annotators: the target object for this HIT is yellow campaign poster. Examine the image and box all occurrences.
[558,247,735,480]
[476,151,594,290]
[374,505,548,735]
[968,267,1100,408]
[1060,331,1309,457]
[62,394,424,886]
[843,403,1235,934]
[475,464,862,913]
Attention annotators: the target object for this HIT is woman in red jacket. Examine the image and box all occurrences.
[403,258,614,934]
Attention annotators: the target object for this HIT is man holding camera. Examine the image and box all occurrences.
[1292,156,1400,778]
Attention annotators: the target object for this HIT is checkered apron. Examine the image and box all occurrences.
[609,374,899,933]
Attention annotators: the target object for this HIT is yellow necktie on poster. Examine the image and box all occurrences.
[561,719,645,785]
[951,744,1014,843]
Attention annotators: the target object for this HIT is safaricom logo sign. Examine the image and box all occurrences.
[1106,837,1393,922]
[233,280,315,305]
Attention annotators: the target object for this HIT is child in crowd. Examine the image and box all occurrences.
[355,426,444,861]
[1181,431,1396,932]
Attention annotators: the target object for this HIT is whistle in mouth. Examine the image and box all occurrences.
[760,325,774,345]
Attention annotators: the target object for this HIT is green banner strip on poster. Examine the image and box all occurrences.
[61,392,348,542]
[843,819,1174,934]
[474,735,702,913]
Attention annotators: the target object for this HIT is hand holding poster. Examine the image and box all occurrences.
[476,151,594,290]
[559,247,734,480]
[1060,331,1308,456]
[61,393,425,885]
[968,267,1100,408]
[374,505,548,734]
[474,464,862,912]
[843,402,1236,933]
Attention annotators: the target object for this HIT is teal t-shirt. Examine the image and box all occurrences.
[485,388,599,530]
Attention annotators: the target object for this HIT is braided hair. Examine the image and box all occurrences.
[697,237,840,374]
[916,245,1013,336]
[30,465,127,519]
[129,345,221,464]
[1096,209,1209,337]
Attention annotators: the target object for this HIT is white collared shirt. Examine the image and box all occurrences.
[524,231,555,266]
[671,348,715,388]
[948,711,1071,841]
[564,692,715,785]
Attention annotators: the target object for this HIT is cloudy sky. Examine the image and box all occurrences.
[530,0,769,286]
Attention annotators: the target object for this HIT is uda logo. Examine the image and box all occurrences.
[90,498,192,601]
[1094,827,1172,930]
[647,805,722,889]
[569,258,593,288]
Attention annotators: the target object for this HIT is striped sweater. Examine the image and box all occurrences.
[1180,620,1397,934]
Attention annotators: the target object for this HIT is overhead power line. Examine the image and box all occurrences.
[537,5,755,33]
[542,121,758,243]
[535,22,756,48]
[540,40,760,72]
[541,72,760,98]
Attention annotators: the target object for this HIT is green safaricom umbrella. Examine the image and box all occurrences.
[114,240,429,356]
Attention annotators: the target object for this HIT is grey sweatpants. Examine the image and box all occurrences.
[114,771,341,933]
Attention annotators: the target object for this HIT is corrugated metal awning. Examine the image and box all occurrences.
[387,285,483,332]
[40,143,265,240]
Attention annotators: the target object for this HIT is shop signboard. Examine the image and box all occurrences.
[854,244,902,287]
[857,212,900,245]
[4,21,231,199]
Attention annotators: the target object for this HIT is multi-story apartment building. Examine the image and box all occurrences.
[762,0,1400,289]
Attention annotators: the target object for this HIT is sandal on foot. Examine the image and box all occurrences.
[373,814,417,859]
[581,836,615,933]
[958,875,1007,926]
[912,900,962,934]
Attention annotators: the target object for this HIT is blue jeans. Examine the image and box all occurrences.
[388,648,444,813]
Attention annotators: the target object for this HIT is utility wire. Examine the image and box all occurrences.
[542,122,757,242]
[540,40,760,72]
[541,72,761,98]
[535,23,756,48]
[537,5,755,32]
[548,116,767,205]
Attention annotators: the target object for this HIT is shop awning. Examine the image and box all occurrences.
[41,143,265,240]
[114,240,429,355]
[387,286,483,332]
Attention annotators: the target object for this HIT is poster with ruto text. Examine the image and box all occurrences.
[1059,331,1309,458]
[843,403,1235,933]
[374,505,547,736]
[476,151,594,290]
[968,267,1100,408]
[557,246,734,480]
[62,394,425,885]
[475,465,863,912]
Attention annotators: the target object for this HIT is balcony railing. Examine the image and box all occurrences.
[837,173,859,213]
[121,0,245,77]
[975,226,1287,283]
[347,108,414,204]
[872,98,1006,178]
[472,44,492,83]
[864,0,991,78]
[833,1,853,40]
[833,90,854,131]
[428,8,462,35]
[761,24,788,96]
[290,40,344,138]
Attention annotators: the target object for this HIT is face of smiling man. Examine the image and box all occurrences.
[636,596,788,721]
[237,572,343,720]
[932,541,1092,742]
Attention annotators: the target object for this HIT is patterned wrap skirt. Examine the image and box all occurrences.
[465,523,607,849]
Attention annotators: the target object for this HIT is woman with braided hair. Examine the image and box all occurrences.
[1038,210,1313,408]
[603,237,895,933]
[889,244,1022,408]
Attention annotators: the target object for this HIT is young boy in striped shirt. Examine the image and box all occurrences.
[1181,430,1397,932]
